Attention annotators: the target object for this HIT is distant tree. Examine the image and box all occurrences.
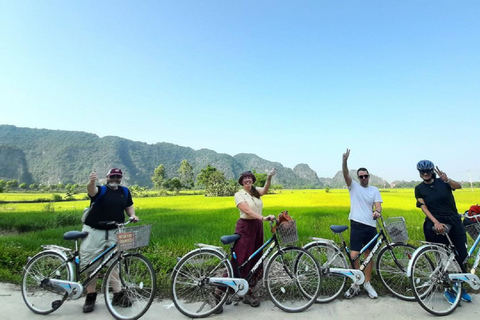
[151,164,165,189]
[197,165,236,196]
[29,183,39,190]
[253,170,268,187]
[196,165,217,188]
[178,160,194,189]
[19,182,28,190]
[6,179,18,190]
[129,184,147,197]
[166,177,182,194]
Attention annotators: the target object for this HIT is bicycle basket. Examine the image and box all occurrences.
[276,220,298,245]
[116,224,152,251]
[384,217,408,243]
[465,223,480,240]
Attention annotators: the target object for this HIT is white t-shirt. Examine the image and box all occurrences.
[348,180,383,227]
[234,188,264,219]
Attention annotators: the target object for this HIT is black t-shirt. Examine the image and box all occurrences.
[414,178,458,217]
[85,186,134,230]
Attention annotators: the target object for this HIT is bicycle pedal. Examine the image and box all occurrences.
[52,300,62,309]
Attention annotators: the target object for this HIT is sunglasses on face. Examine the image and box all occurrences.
[109,175,122,179]
[419,170,433,175]
[358,175,369,179]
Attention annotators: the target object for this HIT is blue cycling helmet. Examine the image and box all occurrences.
[417,160,434,171]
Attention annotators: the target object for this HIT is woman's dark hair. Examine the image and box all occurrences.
[251,186,261,199]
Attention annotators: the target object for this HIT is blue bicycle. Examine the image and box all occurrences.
[21,219,156,320]
[171,216,321,317]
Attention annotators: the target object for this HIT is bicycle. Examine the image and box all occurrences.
[170,215,321,318]
[407,213,480,316]
[21,219,156,320]
[303,216,416,302]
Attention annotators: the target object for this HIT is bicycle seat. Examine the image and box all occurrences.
[220,234,241,245]
[431,224,452,235]
[330,225,348,234]
[64,231,89,241]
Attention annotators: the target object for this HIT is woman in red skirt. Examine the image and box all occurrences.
[233,169,276,307]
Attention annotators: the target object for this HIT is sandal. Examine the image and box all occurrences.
[243,293,260,307]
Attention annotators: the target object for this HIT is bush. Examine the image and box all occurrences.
[43,202,55,213]
[51,194,62,201]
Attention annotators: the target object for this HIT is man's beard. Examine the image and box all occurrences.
[107,182,119,188]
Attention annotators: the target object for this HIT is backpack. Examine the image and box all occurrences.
[467,204,480,222]
[81,185,129,223]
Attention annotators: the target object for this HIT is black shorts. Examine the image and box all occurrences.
[350,220,377,252]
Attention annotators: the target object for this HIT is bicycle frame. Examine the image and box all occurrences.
[207,232,281,297]
[344,226,386,271]
[406,215,480,290]
[41,222,135,301]
[307,217,407,285]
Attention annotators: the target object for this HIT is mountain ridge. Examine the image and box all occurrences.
[0,125,395,188]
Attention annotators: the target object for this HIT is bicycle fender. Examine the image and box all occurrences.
[303,239,338,250]
[307,237,335,244]
[448,273,480,290]
[173,247,226,274]
[29,249,70,262]
[406,244,449,277]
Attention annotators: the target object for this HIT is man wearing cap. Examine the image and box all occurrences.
[81,168,139,313]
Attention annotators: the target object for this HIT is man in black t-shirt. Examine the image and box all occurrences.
[415,160,471,303]
[81,168,139,313]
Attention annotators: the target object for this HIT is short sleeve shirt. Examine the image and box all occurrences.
[234,188,264,219]
[414,178,458,217]
[348,181,383,227]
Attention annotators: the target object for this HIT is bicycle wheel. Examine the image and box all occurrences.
[21,250,72,315]
[104,253,156,320]
[171,248,233,318]
[303,241,347,303]
[409,246,462,316]
[376,243,416,301]
[265,246,321,312]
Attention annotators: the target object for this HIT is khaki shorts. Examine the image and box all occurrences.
[80,225,118,272]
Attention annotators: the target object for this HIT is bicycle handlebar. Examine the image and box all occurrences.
[98,217,136,228]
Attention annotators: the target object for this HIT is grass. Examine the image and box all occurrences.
[1,188,480,297]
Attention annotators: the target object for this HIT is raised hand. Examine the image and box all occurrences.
[268,168,276,178]
[434,166,448,182]
[343,149,350,162]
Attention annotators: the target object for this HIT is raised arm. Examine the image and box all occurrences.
[87,171,99,197]
[259,168,276,196]
[342,149,352,187]
[435,166,462,190]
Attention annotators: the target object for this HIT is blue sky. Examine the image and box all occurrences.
[1,1,479,183]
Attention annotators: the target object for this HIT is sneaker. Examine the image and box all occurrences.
[363,282,378,299]
[344,284,360,299]
[112,290,133,307]
[444,289,456,304]
[243,293,260,307]
[82,292,97,313]
[453,285,472,302]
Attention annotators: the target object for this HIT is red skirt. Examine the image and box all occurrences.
[232,218,264,286]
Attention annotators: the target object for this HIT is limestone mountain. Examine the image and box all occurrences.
[0,125,325,188]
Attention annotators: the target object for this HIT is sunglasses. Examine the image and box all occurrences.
[358,175,370,179]
[419,170,433,175]
[109,175,122,179]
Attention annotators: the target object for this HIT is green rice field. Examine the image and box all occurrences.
[1,188,479,297]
